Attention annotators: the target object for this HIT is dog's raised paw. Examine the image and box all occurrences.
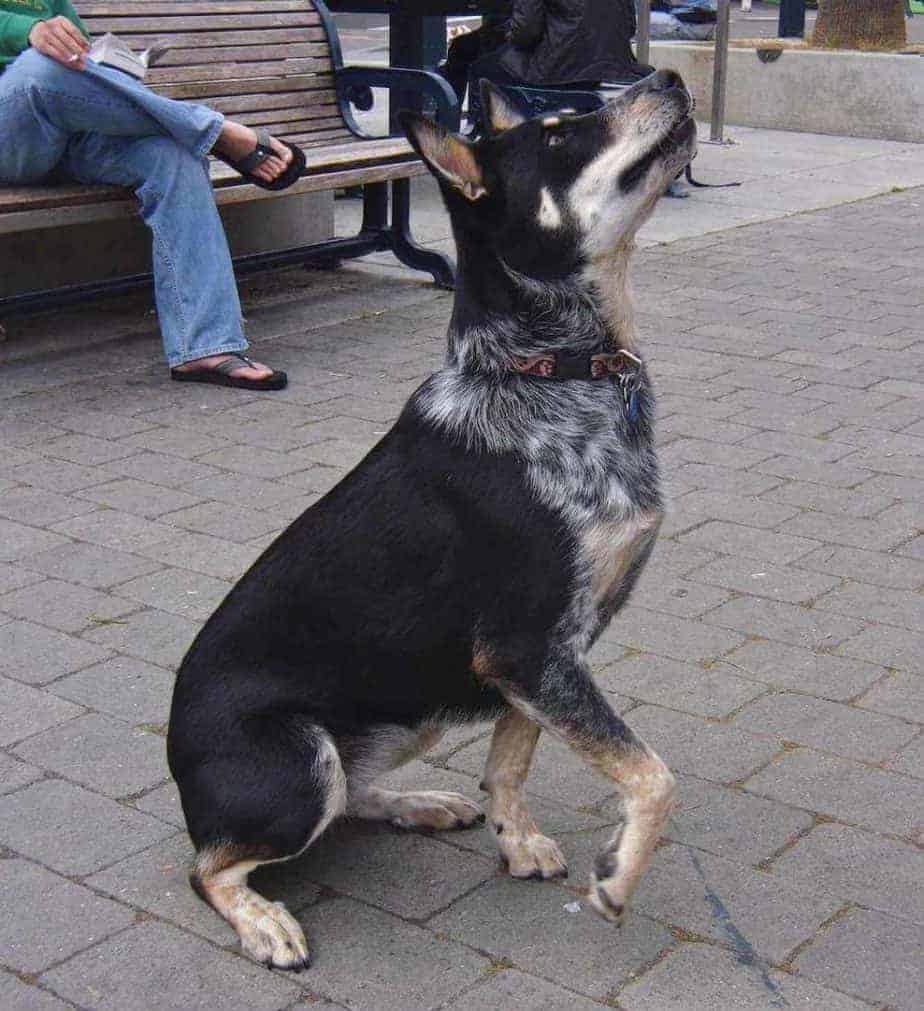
[500,831,568,881]
[588,878,627,926]
[390,790,484,831]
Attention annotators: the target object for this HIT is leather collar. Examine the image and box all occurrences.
[509,348,642,381]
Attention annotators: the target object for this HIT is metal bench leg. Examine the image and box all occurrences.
[387,178,455,289]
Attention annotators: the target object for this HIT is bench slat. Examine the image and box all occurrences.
[80,1,314,13]
[206,88,337,114]
[115,28,328,48]
[155,73,333,101]
[155,42,328,66]
[84,14,321,32]
[145,58,331,84]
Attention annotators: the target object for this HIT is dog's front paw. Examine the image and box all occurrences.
[236,897,311,972]
[498,830,568,881]
[588,873,628,926]
[391,790,485,831]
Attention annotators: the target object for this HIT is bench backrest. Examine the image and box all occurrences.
[76,0,352,149]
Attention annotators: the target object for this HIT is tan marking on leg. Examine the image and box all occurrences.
[482,710,567,880]
[583,508,662,609]
[352,786,484,830]
[581,742,676,924]
[193,857,311,971]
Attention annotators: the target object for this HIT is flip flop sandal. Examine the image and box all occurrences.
[218,127,306,191]
[171,353,288,391]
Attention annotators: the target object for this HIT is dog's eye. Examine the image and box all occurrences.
[544,131,565,148]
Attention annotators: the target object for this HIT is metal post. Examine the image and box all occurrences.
[778,0,806,38]
[710,0,730,142]
[637,0,651,68]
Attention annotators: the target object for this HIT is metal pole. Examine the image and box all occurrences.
[778,0,806,38]
[710,0,730,142]
[637,0,651,68]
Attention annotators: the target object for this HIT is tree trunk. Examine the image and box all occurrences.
[813,0,907,51]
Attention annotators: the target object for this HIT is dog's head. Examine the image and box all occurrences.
[401,71,696,282]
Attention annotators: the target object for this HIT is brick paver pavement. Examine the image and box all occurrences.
[0,187,922,1010]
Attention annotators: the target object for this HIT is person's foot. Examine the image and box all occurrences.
[212,121,293,185]
[173,353,274,382]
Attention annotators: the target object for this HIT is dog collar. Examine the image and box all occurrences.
[509,348,641,381]
[509,348,644,421]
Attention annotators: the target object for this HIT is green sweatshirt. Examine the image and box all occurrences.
[1,0,87,73]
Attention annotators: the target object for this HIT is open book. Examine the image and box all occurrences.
[87,33,168,80]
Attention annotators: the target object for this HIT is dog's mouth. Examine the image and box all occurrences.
[618,115,697,193]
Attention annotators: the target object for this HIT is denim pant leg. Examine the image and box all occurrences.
[61,132,247,366]
[0,49,224,182]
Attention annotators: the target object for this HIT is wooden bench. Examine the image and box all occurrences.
[0,0,459,313]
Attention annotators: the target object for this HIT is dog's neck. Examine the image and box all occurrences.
[447,243,637,376]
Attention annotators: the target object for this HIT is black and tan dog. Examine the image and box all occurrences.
[168,72,697,970]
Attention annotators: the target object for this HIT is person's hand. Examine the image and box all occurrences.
[28,16,89,70]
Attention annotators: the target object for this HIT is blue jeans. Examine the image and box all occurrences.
[0,49,248,366]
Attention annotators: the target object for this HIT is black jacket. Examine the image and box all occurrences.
[499,0,644,85]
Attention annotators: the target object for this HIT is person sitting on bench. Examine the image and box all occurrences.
[467,0,653,134]
[0,1,308,390]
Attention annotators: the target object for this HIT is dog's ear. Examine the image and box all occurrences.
[399,112,486,201]
[479,80,527,134]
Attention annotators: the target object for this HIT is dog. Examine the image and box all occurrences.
[167,71,697,971]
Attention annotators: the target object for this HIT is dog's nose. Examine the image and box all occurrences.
[646,69,684,93]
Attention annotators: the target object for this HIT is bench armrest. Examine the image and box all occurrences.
[336,65,461,138]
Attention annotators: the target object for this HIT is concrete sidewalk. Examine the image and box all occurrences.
[0,130,922,1010]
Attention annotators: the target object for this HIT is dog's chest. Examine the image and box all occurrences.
[581,510,661,610]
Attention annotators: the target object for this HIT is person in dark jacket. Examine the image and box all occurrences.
[439,5,512,108]
[466,0,651,133]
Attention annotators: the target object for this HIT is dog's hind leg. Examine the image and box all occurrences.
[481,709,567,879]
[494,658,674,925]
[182,724,346,970]
[345,725,485,831]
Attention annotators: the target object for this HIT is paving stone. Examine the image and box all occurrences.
[82,607,198,668]
[76,478,204,519]
[0,780,173,875]
[634,843,842,964]
[855,671,924,724]
[0,561,44,595]
[194,445,313,479]
[763,479,893,519]
[814,582,924,632]
[794,908,922,1011]
[837,624,924,673]
[51,510,176,553]
[794,543,924,589]
[623,706,781,784]
[786,510,916,552]
[430,876,673,1001]
[773,823,923,924]
[887,734,924,778]
[752,454,874,489]
[134,529,263,580]
[0,579,136,634]
[629,576,732,619]
[0,487,98,526]
[597,653,765,718]
[604,605,746,664]
[0,752,43,795]
[23,541,162,590]
[49,656,174,727]
[114,567,230,621]
[14,712,167,798]
[0,858,134,973]
[738,431,855,464]
[0,619,111,685]
[688,556,842,605]
[104,450,225,488]
[297,819,496,920]
[41,919,301,1011]
[676,521,821,565]
[41,433,138,466]
[744,749,924,835]
[7,457,109,493]
[731,691,917,763]
[0,518,70,562]
[115,427,227,459]
[0,675,83,747]
[88,833,246,946]
[304,897,489,1011]
[0,973,73,1011]
[663,774,814,865]
[132,780,184,827]
[897,533,924,560]
[618,942,870,1011]
[722,639,883,701]
[702,597,863,651]
[442,969,603,1010]
[159,500,282,541]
